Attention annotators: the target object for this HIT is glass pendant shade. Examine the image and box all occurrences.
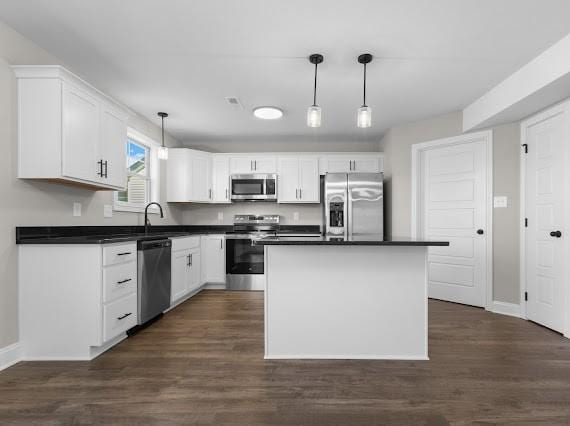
[357,105,372,128]
[307,105,322,128]
[158,146,169,160]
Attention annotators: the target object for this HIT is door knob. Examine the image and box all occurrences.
[550,230,562,238]
[477,229,484,235]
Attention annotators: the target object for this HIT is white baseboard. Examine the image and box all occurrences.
[203,283,227,290]
[490,301,522,318]
[0,342,22,371]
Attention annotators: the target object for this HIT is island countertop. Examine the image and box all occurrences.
[252,234,449,246]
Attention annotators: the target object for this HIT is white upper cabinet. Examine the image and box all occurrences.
[99,104,128,188]
[192,155,211,202]
[166,149,212,202]
[320,154,383,174]
[14,66,129,190]
[212,155,230,203]
[61,82,100,183]
[229,156,277,174]
[277,156,319,203]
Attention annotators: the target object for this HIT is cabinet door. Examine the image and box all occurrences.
[212,156,230,203]
[204,236,226,283]
[298,157,320,202]
[192,156,210,201]
[171,250,191,303]
[229,157,253,174]
[61,82,100,182]
[277,157,299,203]
[253,157,277,173]
[189,251,202,292]
[324,157,352,173]
[99,104,127,189]
[166,149,191,202]
[353,157,381,173]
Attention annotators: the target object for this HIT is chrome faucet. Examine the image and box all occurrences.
[144,202,164,234]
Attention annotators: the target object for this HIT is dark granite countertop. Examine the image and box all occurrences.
[15,225,321,244]
[252,235,449,246]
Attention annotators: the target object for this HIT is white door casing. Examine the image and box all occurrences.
[521,101,569,334]
[412,131,493,309]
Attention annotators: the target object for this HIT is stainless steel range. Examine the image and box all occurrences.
[225,215,280,291]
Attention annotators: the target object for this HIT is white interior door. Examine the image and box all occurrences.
[524,108,566,333]
[420,140,488,307]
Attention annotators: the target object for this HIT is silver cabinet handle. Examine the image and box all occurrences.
[299,188,302,199]
[220,238,223,250]
[117,278,132,284]
[295,189,299,199]
[251,160,253,171]
[190,253,193,266]
[117,313,132,320]
[187,254,191,266]
[353,160,356,171]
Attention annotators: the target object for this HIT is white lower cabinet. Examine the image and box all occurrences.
[19,242,138,360]
[103,293,137,342]
[201,235,226,284]
[170,236,202,304]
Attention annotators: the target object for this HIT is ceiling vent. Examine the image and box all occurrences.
[225,97,244,110]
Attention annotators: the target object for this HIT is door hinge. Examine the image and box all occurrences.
[525,291,528,301]
[522,143,528,154]
[525,218,528,228]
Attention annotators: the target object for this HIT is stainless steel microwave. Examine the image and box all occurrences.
[230,174,277,201]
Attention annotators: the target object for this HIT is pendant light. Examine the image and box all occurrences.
[357,53,372,128]
[307,53,323,128]
[157,112,169,160]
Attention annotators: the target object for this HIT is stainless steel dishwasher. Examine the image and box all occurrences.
[137,238,172,325]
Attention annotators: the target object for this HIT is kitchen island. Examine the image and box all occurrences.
[253,235,449,360]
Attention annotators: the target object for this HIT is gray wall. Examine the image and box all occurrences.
[0,22,183,349]
[380,111,521,304]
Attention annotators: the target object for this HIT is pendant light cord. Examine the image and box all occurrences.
[313,62,318,106]
[161,115,165,148]
[362,63,367,107]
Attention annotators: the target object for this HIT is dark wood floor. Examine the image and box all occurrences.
[2,291,570,425]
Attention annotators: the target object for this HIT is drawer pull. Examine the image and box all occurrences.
[117,313,132,320]
[117,252,132,256]
[117,278,132,284]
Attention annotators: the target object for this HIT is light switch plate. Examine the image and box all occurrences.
[104,204,113,218]
[493,196,508,208]
[293,212,300,221]
[217,212,223,221]
[73,202,82,217]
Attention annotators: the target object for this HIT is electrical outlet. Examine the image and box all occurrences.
[73,202,82,217]
[104,204,113,218]
[293,212,300,221]
[217,212,223,221]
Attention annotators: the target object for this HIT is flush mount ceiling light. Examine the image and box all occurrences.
[357,53,373,128]
[253,106,283,120]
[157,112,169,160]
[307,53,324,128]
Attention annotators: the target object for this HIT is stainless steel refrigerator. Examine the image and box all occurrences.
[323,173,384,238]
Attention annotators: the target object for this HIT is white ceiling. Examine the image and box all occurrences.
[1,0,569,144]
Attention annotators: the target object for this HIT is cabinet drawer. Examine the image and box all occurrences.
[103,242,137,266]
[171,236,200,252]
[103,293,137,342]
[103,261,137,303]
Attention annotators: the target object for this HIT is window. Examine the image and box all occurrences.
[114,129,160,213]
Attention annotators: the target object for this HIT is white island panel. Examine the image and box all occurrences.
[264,245,428,360]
